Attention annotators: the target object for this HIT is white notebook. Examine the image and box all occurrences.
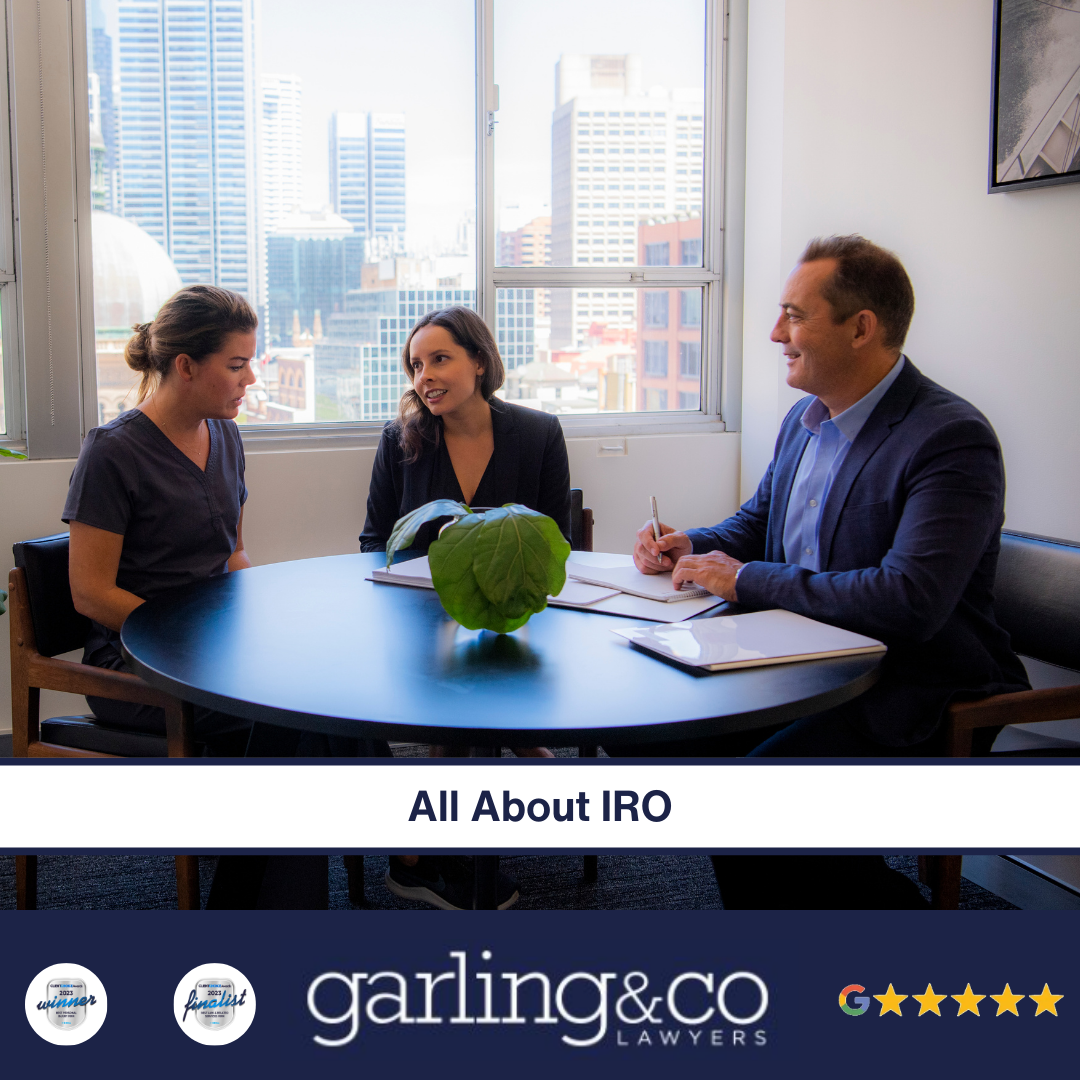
[566,562,711,602]
[612,609,886,671]
[371,556,621,608]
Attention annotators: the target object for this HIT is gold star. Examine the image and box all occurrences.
[989,984,1025,1017]
[952,984,986,1016]
[1030,984,1063,1017]
[913,983,948,1016]
[873,984,908,1017]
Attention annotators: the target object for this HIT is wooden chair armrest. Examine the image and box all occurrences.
[26,654,176,709]
[948,685,1080,731]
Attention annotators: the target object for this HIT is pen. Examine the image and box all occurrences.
[650,495,663,567]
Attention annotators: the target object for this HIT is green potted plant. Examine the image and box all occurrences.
[386,500,570,634]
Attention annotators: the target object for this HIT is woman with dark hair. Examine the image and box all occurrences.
[361,306,572,910]
[360,305,572,553]
[64,284,258,754]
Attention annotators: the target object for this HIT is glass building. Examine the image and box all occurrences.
[117,0,257,297]
[329,111,406,257]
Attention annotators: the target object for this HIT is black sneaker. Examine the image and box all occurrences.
[384,856,520,910]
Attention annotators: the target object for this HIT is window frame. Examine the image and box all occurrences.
[15,0,739,457]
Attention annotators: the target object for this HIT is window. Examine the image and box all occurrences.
[644,291,669,329]
[492,0,717,418]
[679,340,701,377]
[10,0,724,455]
[680,289,701,328]
[83,0,474,428]
[643,340,668,377]
[678,390,699,410]
[644,388,667,410]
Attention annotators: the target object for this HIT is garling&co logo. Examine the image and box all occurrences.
[24,963,108,1045]
[173,963,257,1045]
[308,948,770,1051]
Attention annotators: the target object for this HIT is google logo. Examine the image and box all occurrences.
[839,985,870,1016]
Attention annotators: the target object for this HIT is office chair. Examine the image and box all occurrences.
[9,532,200,909]
[922,530,1080,907]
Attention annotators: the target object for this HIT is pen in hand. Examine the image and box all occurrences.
[650,495,665,570]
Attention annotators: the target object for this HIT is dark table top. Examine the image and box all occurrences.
[121,552,881,746]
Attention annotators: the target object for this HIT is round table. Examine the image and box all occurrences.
[121,552,881,748]
[122,552,882,908]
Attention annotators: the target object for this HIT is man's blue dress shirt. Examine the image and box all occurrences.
[782,354,906,571]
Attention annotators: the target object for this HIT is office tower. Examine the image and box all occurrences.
[329,112,369,237]
[258,74,303,317]
[636,216,703,412]
[497,215,551,349]
[117,0,258,297]
[265,209,364,347]
[497,215,552,267]
[330,111,407,258]
[259,75,303,239]
[549,53,704,349]
[88,0,118,212]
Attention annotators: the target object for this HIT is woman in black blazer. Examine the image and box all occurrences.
[360,306,571,910]
[360,306,571,553]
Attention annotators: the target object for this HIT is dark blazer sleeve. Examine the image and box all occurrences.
[736,417,1005,643]
[359,425,404,552]
[535,412,572,544]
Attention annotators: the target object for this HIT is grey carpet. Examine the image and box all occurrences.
[0,853,1015,911]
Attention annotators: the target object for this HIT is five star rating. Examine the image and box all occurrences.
[842,983,1062,1017]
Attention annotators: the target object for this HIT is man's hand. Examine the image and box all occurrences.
[634,520,693,574]
[671,550,744,601]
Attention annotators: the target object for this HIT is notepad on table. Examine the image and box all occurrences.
[612,609,886,671]
[371,556,621,609]
[566,561,711,602]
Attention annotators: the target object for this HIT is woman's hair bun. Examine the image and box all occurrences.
[124,322,154,373]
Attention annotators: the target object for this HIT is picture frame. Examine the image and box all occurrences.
[989,0,1080,193]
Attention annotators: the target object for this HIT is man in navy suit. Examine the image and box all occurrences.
[632,235,1029,906]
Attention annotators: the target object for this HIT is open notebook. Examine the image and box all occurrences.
[612,609,886,671]
[371,556,621,608]
[566,561,711,602]
[368,555,727,622]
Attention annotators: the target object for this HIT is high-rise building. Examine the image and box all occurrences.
[549,53,704,348]
[257,74,303,321]
[88,0,118,212]
[497,215,552,335]
[635,215,703,412]
[330,111,406,258]
[259,75,303,238]
[497,215,552,267]
[265,209,364,347]
[117,0,258,297]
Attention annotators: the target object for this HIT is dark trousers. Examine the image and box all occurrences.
[606,704,936,909]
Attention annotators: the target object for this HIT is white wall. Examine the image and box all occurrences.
[0,431,740,734]
[741,0,1080,542]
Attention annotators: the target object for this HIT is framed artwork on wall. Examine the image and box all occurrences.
[990,0,1080,192]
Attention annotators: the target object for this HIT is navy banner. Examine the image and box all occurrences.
[4,910,1073,1077]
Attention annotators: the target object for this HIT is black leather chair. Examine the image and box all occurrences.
[9,532,200,909]
[922,530,1080,907]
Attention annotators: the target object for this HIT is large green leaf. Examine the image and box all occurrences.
[0,589,6,616]
[385,498,470,566]
[472,505,570,619]
[428,514,532,633]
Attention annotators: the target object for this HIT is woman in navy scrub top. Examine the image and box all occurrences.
[63,284,258,754]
